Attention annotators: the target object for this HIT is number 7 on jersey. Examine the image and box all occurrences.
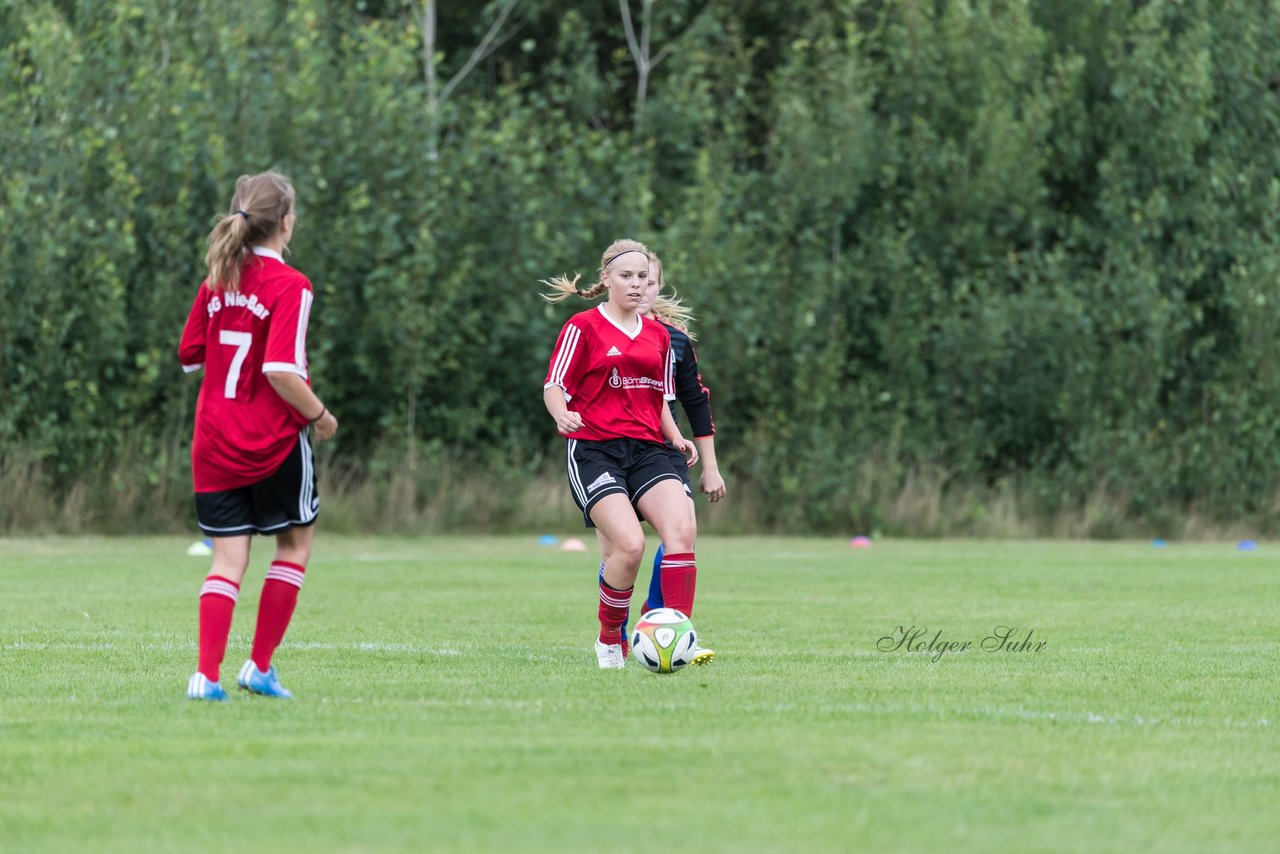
[219,330,252,399]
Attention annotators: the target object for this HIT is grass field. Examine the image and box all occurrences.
[2,535,1279,852]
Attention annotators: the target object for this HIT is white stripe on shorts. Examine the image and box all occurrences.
[566,439,587,508]
[297,429,318,524]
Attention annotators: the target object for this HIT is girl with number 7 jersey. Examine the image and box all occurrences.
[177,171,338,701]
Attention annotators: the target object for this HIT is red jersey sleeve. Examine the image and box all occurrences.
[544,320,588,400]
[178,284,210,373]
[262,277,313,379]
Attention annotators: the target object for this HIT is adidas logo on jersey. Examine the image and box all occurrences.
[606,346,622,357]
[586,472,617,493]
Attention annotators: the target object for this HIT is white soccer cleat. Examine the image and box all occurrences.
[690,646,715,666]
[594,640,626,669]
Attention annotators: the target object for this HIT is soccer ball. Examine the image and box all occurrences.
[630,608,698,674]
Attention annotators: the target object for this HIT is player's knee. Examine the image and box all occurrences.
[661,520,695,553]
[614,534,646,567]
[274,528,313,565]
[210,558,250,583]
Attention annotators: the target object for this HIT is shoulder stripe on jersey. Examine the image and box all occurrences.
[295,289,313,372]
[549,324,581,388]
[182,363,204,374]
[664,346,675,397]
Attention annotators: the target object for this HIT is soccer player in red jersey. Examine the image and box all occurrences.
[542,239,701,669]
[593,254,725,664]
[177,171,338,701]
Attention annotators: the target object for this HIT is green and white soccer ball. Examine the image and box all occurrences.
[631,608,697,674]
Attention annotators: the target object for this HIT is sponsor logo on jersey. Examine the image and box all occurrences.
[609,366,664,393]
[586,472,616,493]
[607,346,622,357]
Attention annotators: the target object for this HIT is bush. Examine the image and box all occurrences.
[3,0,1280,535]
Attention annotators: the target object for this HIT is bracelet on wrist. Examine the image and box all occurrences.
[308,406,327,424]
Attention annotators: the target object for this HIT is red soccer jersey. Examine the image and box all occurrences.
[178,248,314,492]
[544,305,676,443]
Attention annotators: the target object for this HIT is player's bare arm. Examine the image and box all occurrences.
[660,406,698,467]
[693,435,726,502]
[267,371,339,440]
[543,385,583,435]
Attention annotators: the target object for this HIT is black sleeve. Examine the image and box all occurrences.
[668,325,715,438]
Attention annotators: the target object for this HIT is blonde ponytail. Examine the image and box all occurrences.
[203,171,296,292]
[650,293,697,341]
[540,274,608,304]
[539,238,651,304]
[204,213,252,294]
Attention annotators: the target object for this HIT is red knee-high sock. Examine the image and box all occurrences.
[659,552,697,617]
[251,561,306,672]
[598,578,633,646]
[198,575,240,682]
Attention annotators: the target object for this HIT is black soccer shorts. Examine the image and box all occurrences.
[194,432,318,537]
[664,444,693,496]
[565,436,683,528]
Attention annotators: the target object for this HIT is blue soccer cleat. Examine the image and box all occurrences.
[187,672,229,702]
[236,660,294,698]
